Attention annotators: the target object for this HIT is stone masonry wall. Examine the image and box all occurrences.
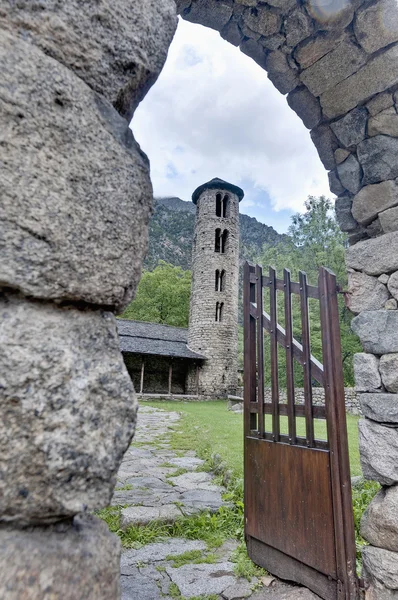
[235,387,361,414]
[4,0,398,596]
[177,0,398,594]
[188,187,240,397]
[0,2,177,599]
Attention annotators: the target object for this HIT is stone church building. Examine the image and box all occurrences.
[118,177,244,398]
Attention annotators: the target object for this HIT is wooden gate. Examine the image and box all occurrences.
[243,262,359,600]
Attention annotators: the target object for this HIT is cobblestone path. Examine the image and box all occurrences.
[116,405,319,600]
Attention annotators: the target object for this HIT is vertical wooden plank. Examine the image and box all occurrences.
[319,267,359,599]
[299,271,314,448]
[284,269,296,444]
[269,266,280,442]
[243,262,256,436]
[140,358,145,394]
[256,265,265,438]
[168,361,173,395]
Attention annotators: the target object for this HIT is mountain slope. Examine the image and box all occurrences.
[144,196,287,271]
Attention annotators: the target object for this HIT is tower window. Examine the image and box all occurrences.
[221,230,228,253]
[215,302,224,322]
[216,193,229,217]
[216,269,226,291]
[216,193,222,217]
[220,269,226,291]
[222,194,229,218]
[215,228,221,252]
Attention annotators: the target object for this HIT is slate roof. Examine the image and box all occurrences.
[192,177,244,204]
[116,319,206,360]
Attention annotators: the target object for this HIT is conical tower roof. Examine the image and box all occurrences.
[192,177,244,204]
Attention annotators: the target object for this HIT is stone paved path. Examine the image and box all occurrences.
[116,405,320,600]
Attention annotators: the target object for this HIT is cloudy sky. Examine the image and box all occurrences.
[132,18,331,233]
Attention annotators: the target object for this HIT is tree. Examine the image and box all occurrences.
[120,261,192,327]
[258,196,361,386]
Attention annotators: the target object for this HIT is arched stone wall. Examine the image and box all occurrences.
[0,1,177,598]
[176,1,398,596]
[1,0,398,597]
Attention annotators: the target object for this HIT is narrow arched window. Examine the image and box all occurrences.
[215,228,221,253]
[220,270,226,292]
[215,269,220,291]
[216,193,222,217]
[215,302,224,322]
[222,194,229,218]
[221,229,228,253]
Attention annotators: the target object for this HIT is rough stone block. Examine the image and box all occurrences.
[347,271,389,314]
[181,0,233,30]
[287,86,322,129]
[388,271,398,301]
[300,39,367,98]
[330,107,368,148]
[361,486,398,553]
[242,5,281,37]
[336,154,362,194]
[362,546,398,593]
[0,293,136,524]
[352,180,398,225]
[294,30,346,69]
[380,206,398,234]
[359,419,398,485]
[266,0,297,10]
[328,169,345,195]
[385,298,398,310]
[310,124,338,170]
[354,0,398,54]
[346,232,398,277]
[358,136,398,185]
[380,355,398,393]
[0,514,120,600]
[367,92,395,117]
[335,197,358,232]
[240,38,267,69]
[265,50,299,95]
[351,310,398,354]
[284,8,313,47]
[354,354,381,393]
[368,107,398,137]
[320,45,398,119]
[0,30,152,310]
[335,148,350,164]
[0,0,177,120]
[360,393,398,422]
[221,18,243,46]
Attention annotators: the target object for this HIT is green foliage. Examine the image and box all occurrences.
[120,261,191,327]
[166,550,218,567]
[230,543,266,580]
[352,480,381,570]
[257,196,361,386]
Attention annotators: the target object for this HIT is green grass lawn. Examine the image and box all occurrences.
[144,400,361,477]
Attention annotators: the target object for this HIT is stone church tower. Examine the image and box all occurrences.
[188,178,244,397]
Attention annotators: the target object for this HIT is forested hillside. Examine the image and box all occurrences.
[144,196,288,269]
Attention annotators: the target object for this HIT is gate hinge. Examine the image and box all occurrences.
[358,577,367,598]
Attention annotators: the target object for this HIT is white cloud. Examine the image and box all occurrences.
[131,18,330,215]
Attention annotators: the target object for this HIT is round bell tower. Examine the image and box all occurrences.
[188,178,244,397]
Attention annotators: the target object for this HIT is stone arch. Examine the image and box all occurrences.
[2,0,398,596]
[173,1,398,596]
